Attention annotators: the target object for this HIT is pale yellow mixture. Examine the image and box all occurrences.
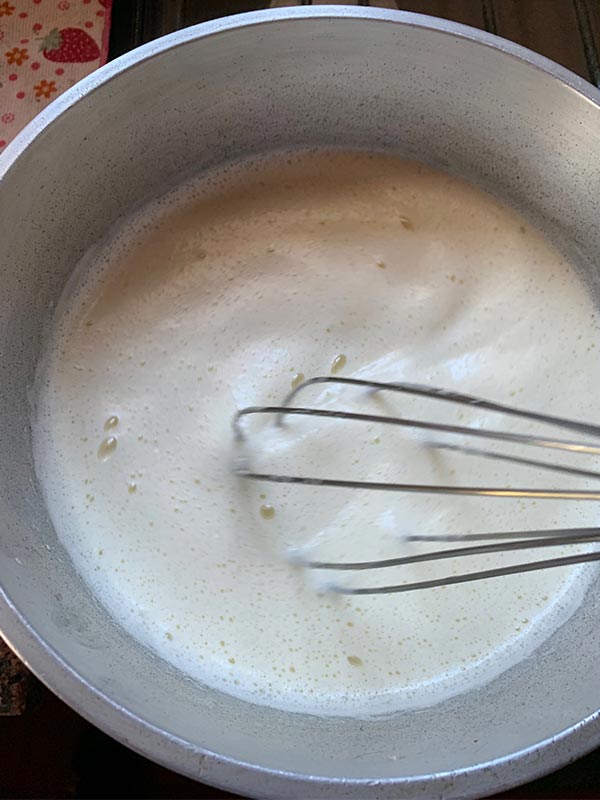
[34,151,599,716]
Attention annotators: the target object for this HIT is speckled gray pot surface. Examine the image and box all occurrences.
[1,7,600,799]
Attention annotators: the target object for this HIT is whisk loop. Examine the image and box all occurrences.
[233,377,600,594]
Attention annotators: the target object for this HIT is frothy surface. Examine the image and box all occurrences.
[34,151,600,716]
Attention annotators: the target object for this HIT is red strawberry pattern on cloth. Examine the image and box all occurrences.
[41,26,100,62]
[0,0,112,152]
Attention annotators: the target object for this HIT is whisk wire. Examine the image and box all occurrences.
[233,377,600,594]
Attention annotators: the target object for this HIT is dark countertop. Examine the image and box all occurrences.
[2,1,600,797]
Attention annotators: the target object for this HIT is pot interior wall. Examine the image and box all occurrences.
[0,12,599,792]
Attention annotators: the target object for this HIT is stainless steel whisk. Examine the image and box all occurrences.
[232,377,600,594]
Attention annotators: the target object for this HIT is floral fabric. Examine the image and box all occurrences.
[0,0,112,152]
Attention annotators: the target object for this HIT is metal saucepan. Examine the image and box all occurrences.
[1,7,599,798]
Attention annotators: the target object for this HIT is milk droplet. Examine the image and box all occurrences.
[260,504,275,519]
[399,216,414,231]
[104,415,119,431]
[128,482,137,494]
[98,436,117,461]
[347,655,363,667]
[291,372,305,389]
[331,354,346,374]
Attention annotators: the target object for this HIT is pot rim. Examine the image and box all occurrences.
[1,7,600,798]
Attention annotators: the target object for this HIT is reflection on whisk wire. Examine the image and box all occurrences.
[232,377,600,594]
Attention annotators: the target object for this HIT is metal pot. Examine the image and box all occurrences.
[1,7,599,798]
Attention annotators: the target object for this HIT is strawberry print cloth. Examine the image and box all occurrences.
[0,0,112,152]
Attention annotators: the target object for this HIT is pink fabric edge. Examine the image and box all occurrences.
[100,0,113,65]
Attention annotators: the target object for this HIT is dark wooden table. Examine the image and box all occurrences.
[2,1,600,797]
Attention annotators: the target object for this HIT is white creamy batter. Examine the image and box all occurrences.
[34,151,600,716]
